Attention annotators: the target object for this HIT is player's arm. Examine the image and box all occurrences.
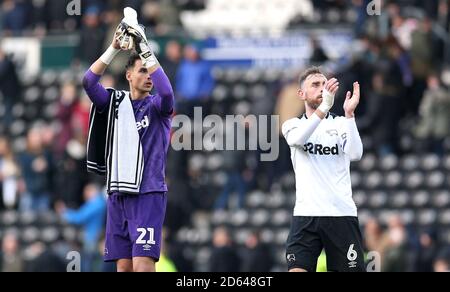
[282,78,339,147]
[125,23,174,116]
[82,26,132,111]
[151,67,175,116]
[341,82,363,161]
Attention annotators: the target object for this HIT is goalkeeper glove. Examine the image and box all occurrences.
[121,7,158,68]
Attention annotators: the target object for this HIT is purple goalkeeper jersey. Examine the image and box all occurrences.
[83,68,174,194]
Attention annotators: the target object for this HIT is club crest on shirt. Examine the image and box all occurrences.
[326,129,339,137]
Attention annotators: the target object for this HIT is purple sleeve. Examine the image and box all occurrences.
[82,70,111,112]
[151,68,174,116]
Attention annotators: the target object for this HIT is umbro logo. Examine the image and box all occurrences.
[143,244,152,251]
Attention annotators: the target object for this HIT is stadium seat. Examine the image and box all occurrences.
[41,227,60,244]
[249,84,268,100]
[380,154,399,171]
[389,191,410,209]
[260,228,276,244]
[1,210,19,226]
[24,86,40,104]
[276,228,289,245]
[421,154,440,171]
[20,211,38,226]
[10,120,26,137]
[443,155,450,170]
[211,210,230,225]
[401,155,420,171]
[206,153,224,171]
[384,171,403,188]
[43,86,59,103]
[368,191,388,208]
[399,209,415,225]
[364,171,383,189]
[264,193,285,209]
[412,191,431,208]
[62,226,78,242]
[416,209,438,226]
[271,210,290,227]
[40,71,58,87]
[438,210,450,226]
[351,172,362,188]
[234,228,251,245]
[359,154,377,172]
[405,171,425,189]
[39,211,59,225]
[212,85,228,102]
[250,209,270,226]
[21,226,40,243]
[243,69,263,84]
[353,190,368,208]
[432,191,450,209]
[246,191,266,208]
[231,84,248,100]
[426,171,445,189]
[230,210,249,227]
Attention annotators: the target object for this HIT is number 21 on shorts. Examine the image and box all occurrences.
[136,227,156,245]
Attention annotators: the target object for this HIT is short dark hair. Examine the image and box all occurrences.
[299,66,325,88]
[126,52,141,70]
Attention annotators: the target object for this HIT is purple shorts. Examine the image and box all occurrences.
[104,192,167,262]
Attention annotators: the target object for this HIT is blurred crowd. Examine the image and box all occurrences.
[1,0,450,272]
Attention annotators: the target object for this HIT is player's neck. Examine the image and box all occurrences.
[130,88,148,101]
[305,107,316,118]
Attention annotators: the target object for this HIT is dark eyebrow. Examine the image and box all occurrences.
[139,67,148,73]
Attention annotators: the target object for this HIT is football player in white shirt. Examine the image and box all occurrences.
[282,67,365,272]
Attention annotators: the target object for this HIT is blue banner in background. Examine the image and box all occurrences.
[201,30,354,68]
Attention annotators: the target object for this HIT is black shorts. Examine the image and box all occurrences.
[286,216,366,272]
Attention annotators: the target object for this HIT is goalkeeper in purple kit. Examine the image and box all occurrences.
[82,8,174,272]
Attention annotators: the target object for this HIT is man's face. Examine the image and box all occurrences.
[126,59,153,94]
[299,74,327,110]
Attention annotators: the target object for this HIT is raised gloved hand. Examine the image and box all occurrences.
[120,7,158,68]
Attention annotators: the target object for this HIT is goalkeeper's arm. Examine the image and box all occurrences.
[82,26,132,111]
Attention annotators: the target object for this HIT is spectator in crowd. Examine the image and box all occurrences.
[381,215,411,272]
[23,242,66,272]
[209,226,241,272]
[0,136,19,210]
[414,74,450,156]
[241,230,274,272]
[55,130,89,209]
[409,17,441,114]
[364,218,384,257]
[213,149,249,210]
[18,127,54,212]
[0,230,23,272]
[75,6,106,66]
[1,0,29,36]
[56,183,106,272]
[433,248,450,272]
[160,40,182,87]
[55,82,79,157]
[176,44,215,117]
[414,228,439,272]
[0,48,21,130]
[310,36,329,64]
